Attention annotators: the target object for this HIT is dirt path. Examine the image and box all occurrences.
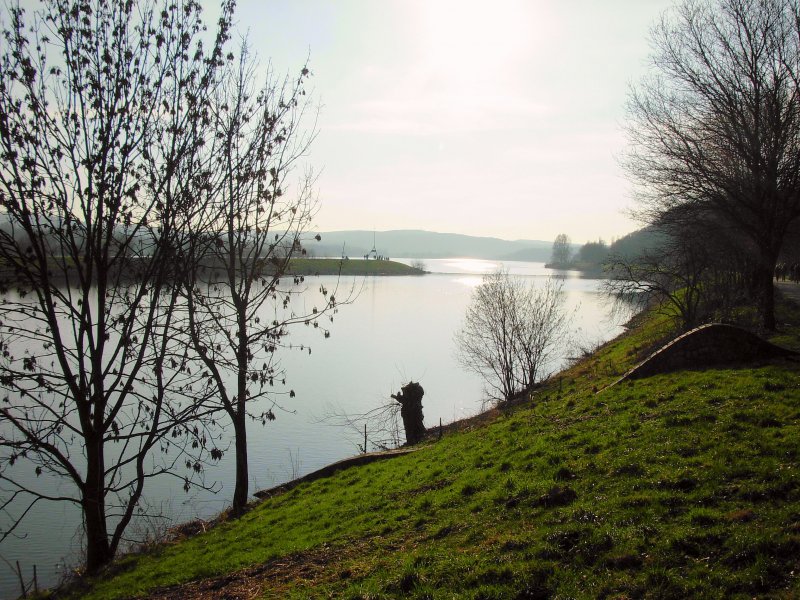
[777,281,800,304]
[143,542,362,599]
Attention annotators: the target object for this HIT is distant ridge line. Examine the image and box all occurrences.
[304,229,556,261]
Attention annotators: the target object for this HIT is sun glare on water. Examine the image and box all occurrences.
[443,258,500,274]
[453,276,484,288]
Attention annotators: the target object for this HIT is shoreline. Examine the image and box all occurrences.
[287,258,425,276]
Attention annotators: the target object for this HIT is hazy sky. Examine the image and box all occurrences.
[226,0,680,244]
[94,1,684,243]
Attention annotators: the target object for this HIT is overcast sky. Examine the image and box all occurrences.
[218,2,677,243]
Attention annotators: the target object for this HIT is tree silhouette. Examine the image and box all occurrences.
[182,43,348,517]
[0,0,234,572]
[625,0,800,329]
[455,271,570,403]
[550,234,572,266]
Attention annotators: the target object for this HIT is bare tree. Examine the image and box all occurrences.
[625,0,800,330]
[0,0,232,572]
[455,271,570,403]
[323,398,405,454]
[605,234,709,330]
[183,43,344,517]
[550,233,572,266]
[513,278,571,391]
[606,214,760,329]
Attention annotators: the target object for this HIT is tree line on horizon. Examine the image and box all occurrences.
[547,230,661,272]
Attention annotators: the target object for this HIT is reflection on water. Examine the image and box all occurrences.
[436,258,502,273]
[453,276,483,288]
[0,259,626,596]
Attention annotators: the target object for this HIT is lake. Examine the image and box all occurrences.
[0,259,627,597]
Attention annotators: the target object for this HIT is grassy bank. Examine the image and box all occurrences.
[287,258,424,276]
[72,295,800,599]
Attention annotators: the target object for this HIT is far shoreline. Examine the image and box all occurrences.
[287,258,425,277]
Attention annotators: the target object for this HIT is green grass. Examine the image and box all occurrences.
[287,258,424,276]
[72,297,800,599]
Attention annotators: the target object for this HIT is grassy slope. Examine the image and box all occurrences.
[287,259,424,276]
[78,297,800,599]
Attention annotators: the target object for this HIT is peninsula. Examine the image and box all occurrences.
[287,258,425,276]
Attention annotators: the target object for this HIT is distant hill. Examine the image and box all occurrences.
[303,230,555,261]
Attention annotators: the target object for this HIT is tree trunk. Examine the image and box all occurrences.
[392,382,426,445]
[231,413,249,517]
[758,264,776,331]
[83,437,111,573]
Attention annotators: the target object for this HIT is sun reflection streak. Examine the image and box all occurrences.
[442,258,501,273]
[453,276,484,288]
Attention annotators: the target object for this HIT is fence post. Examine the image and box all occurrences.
[15,560,26,598]
[364,423,367,454]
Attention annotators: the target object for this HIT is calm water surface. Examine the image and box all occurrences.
[0,259,625,597]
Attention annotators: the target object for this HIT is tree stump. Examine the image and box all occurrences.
[391,381,426,445]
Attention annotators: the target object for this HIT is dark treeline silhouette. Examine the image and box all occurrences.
[547,229,665,272]
[616,0,800,331]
